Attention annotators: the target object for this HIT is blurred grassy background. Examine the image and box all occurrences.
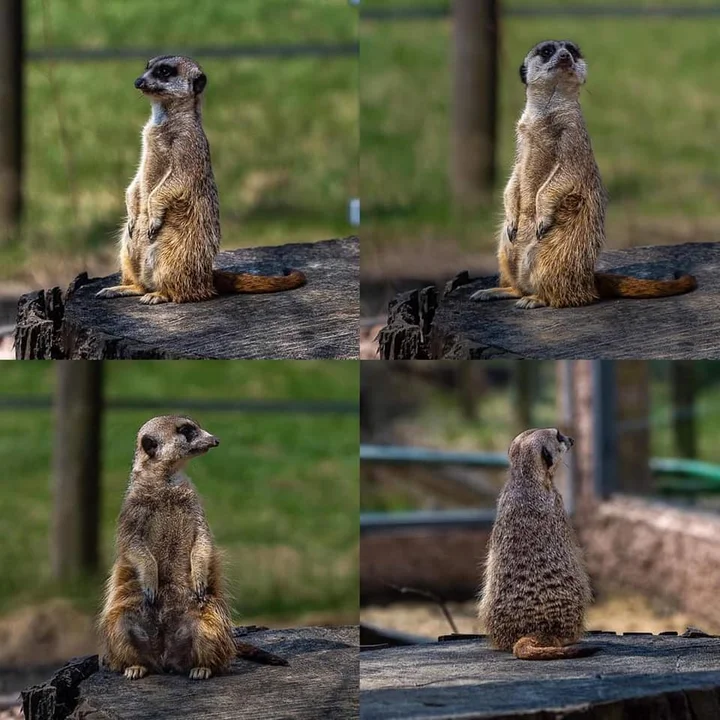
[4,0,357,285]
[361,1,720,274]
[0,360,359,628]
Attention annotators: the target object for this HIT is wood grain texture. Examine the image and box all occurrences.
[15,237,359,360]
[360,633,720,719]
[23,626,358,720]
[379,243,717,360]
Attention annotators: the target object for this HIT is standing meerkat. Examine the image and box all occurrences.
[471,40,695,309]
[99,416,287,680]
[478,428,597,660]
[97,56,306,305]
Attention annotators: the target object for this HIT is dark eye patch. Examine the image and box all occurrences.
[556,430,562,442]
[153,64,177,80]
[541,446,553,468]
[178,423,196,441]
[564,42,582,60]
[537,43,556,62]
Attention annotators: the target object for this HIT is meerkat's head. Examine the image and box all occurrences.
[520,40,586,94]
[134,56,207,102]
[133,415,219,476]
[508,428,574,484]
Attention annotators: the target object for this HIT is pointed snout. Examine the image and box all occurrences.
[567,436,574,447]
[134,76,147,90]
[208,435,220,448]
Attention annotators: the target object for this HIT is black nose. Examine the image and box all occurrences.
[567,436,575,447]
[557,51,572,63]
[210,436,220,447]
[134,77,146,89]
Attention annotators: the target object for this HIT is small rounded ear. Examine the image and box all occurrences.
[141,434,158,458]
[193,73,207,95]
[519,63,528,85]
[541,445,553,468]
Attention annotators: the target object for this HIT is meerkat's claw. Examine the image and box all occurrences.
[536,217,552,240]
[189,667,212,680]
[506,222,518,242]
[194,580,207,601]
[97,285,145,299]
[147,217,162,241]
[515,295,547,309]
[140,292,170,305]
[127,218,136,238]
[142,587,157,605]
[471,287,521,302]
[124,665,149,680]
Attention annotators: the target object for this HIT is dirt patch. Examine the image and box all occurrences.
[361,592,720,639]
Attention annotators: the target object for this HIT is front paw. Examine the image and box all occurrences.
[505,220,518,243]
[536,216,553,240]
[127,216,136,239]
[194,580,207,602]
[147,217,162,241]
[142,586,157,605]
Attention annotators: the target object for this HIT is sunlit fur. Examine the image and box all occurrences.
[97,56,305,304]
[471,40,695,309]
[478,428,595,660]
[98,416,236,679]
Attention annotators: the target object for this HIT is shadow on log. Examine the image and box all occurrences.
[15,237,359,360]
[22,626,358,720]
[360,632,720,719]
[378,243,718,359]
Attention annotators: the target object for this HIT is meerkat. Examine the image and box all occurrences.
[98,416,287,680]
[96,56,306,305]
[470,40,696,309]
[478,428,597,660]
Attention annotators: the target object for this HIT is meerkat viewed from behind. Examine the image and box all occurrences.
[478,428,597,660]
[99,415,287,680]
[97,56,306,305]
[471,40,695,309]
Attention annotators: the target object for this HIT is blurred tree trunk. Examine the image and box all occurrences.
[0,0,23,234]
[615,361,651,496]
[51,361,104,580]
[513,362,534,431]
[451,0,498,206]
[456,363,485,421]
[670,361,697,458]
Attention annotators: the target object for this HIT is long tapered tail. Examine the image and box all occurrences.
[235,639,288,666]
[594,272,696,300]
[213,268,306,295]
[513,636,599,661]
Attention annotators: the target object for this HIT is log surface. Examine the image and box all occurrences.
[378,243,718,360]
[23,626,358,720]
[360,633,720,719]
[15,237,359,360]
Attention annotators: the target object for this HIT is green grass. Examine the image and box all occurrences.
[361,9,720,260]
[3,1,358,282]
[0,361,359,623]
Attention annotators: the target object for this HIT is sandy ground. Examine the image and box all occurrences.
[361,593,719,639]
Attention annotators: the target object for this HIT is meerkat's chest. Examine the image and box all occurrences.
[516,130,561,198]
[139,129,174,196]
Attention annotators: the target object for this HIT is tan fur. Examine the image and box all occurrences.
[471,40,695,309]
[478,428,597,660]
[97,56,306,305]
[98,416,285,680]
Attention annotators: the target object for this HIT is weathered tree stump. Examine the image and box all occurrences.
[360,632,720,719]
[22,626,358,720]
[15,237,359,359]
[378,243,718,359]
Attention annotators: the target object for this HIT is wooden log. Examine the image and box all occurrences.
[360,632,720,719]
[15,237,359,360]
[22,626,358,720]
[378,243,718,360]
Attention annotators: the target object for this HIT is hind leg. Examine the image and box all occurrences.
[97,241,146,299]
[164,601,234,679]
[101,607,160,678]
